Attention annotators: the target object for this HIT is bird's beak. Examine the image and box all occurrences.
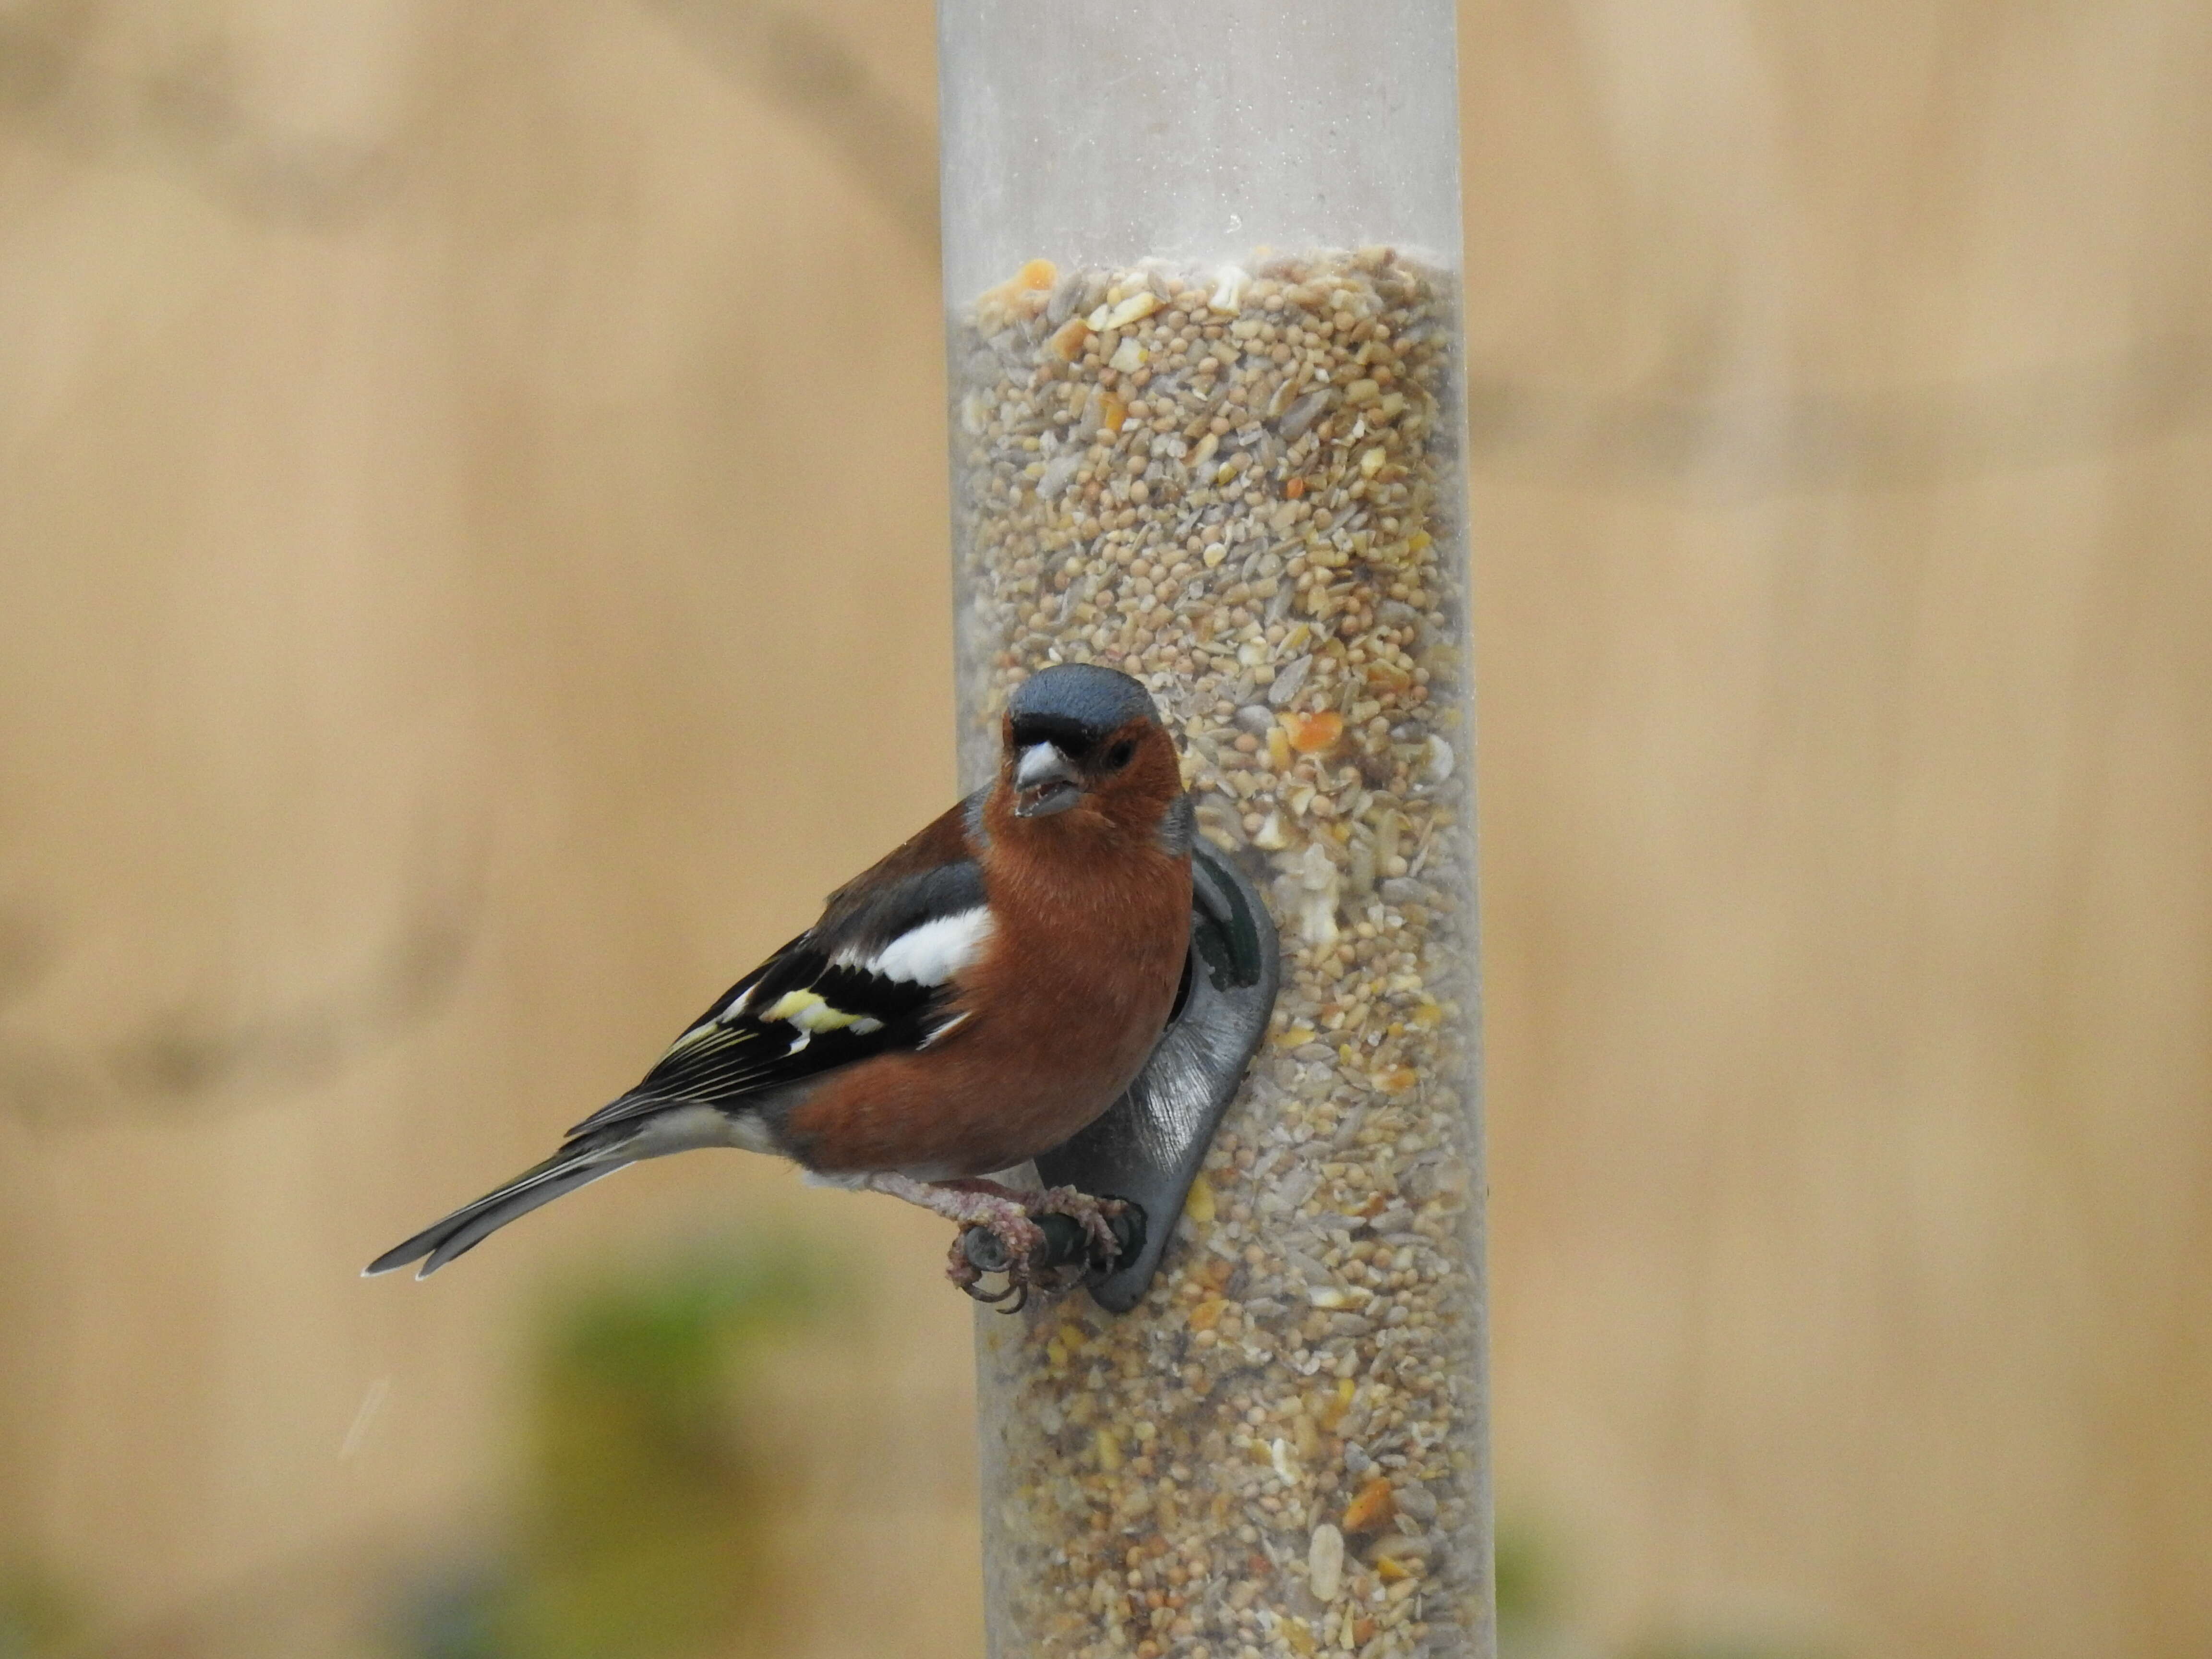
[1013,742,1082,817]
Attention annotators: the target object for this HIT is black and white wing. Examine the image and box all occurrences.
[563,848,992,1140]
[365,802,998,1279]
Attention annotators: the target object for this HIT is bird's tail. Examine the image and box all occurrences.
[363,1136,631,1279]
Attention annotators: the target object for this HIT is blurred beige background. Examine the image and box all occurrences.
[1,2,2208,1657]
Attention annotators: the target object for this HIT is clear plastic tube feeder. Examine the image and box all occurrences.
[939,3,1490,1656]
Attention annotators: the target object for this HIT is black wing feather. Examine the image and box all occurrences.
[563,857,987,1140]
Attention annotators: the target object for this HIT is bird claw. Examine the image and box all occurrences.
[945,1188,1130,1311]
[857,1171,1131,1309]
[1034,1186,1128,1263]
[946,1233,1030,1309]
[945,1204,1047,1310]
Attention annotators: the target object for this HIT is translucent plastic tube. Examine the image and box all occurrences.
[941,5,1489,1656]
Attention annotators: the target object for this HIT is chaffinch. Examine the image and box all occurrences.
[368,662,1194,1296]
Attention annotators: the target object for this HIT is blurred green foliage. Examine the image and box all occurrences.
[387,1253,1836,1659]
[1495,1514,1832,1659]
[0,1569,80,1659]
[406,1239,842,1659]
[1626,1641,1835,1659]
[1495,1514,1569,1659]
[1494,1514,1558,1632]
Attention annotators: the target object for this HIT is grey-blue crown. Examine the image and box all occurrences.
[1007,664,1161,750]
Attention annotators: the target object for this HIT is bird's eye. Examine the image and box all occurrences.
[1105,739,1137,770]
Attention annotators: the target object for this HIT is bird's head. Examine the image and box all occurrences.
[999,664,1183,834]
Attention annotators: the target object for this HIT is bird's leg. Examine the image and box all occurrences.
[935,1179,1128,1272]
[861,1173,1050,1301]
[860,1174,1129,1304]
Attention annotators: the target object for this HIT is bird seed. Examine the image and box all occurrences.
[955,247,1487,1659]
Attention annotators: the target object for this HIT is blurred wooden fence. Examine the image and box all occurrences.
[0,1,2206,1656]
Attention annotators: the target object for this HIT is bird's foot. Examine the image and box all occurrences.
[861,1173,1128,1310]
[943,1229,1026,1307]
[1029,1186,1128,1266]
[862,1174,1056,1309]
[948,1184,1131,1310]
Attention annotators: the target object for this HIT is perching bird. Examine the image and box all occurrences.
[367,662,1194,1298]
